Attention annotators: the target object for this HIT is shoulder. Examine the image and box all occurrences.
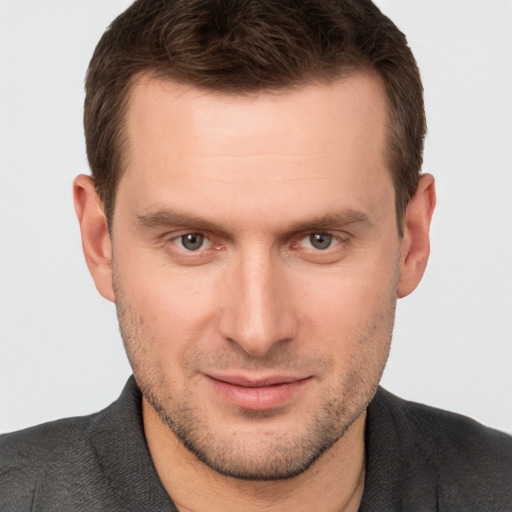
[0,411,98,460]
[370,388,512,508]
[0,413,102,510]
[0,377,169,511]
[377,388,512,462]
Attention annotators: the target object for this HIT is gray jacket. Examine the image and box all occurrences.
[1,376,511,511]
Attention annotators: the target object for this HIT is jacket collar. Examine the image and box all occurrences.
[359,387,439,511]
[90,378,439,510]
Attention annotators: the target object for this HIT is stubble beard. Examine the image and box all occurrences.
[139,369,372,481]
[113,272,397,481]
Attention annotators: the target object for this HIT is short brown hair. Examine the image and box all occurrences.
[84,0,425,234]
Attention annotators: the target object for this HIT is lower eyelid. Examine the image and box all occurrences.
[299,234,343,249]
[167,233,208,250]
[171,235,229,255]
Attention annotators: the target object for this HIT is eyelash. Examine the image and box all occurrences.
[168,232,221,253]
[164,231,349,263]
[295,233,341,251]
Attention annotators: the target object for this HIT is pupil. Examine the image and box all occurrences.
[310,233,332,250]
[182,233,204,250]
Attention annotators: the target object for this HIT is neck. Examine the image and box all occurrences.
[143,399,366,512]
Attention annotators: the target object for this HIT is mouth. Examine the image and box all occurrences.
[204,373,313,411]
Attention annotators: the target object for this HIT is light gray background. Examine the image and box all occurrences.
[1,1,511,434]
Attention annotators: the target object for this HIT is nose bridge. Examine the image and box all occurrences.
[218,246,295,356]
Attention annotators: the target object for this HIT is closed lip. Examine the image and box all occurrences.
[204,373,314,410]
[205,373,312,388]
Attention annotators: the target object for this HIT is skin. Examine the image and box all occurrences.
[74,72,435,511]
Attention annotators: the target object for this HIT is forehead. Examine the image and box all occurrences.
[116,73,392,229]
[124,71,388,159]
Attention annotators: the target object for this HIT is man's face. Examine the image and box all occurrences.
[111,73,401,479]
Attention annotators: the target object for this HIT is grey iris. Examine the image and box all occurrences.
[181,233,205,251]
[310,233,332,250]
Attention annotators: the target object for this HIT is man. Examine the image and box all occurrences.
[1,0,511,510]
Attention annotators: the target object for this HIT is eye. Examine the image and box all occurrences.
[303,233,335,250]
[176,233,208,251]
[290,231,348,263]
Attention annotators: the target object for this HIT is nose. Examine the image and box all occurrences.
[217,249,297,357]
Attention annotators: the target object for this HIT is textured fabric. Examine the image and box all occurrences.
[0,378,174,511]
[359,389,512,511]
[1,377,511,511]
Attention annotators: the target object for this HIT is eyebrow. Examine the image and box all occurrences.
[136,210,230,235]
[286,210,370,233]
[135,208,370,235]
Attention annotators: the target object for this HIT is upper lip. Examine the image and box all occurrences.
[205,373,311,388]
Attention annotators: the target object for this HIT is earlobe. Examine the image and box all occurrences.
[73,174,115,302]
[398,174,436,298]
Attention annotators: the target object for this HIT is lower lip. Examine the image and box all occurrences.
[206,376,312,410]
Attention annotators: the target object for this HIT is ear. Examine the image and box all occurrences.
[73,174,115,302]
[398,174,436,298]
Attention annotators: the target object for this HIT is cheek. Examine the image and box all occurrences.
[294,251,399,355]
[299,263,398,325]
[114,257,222,365]
[116,241,219,317]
